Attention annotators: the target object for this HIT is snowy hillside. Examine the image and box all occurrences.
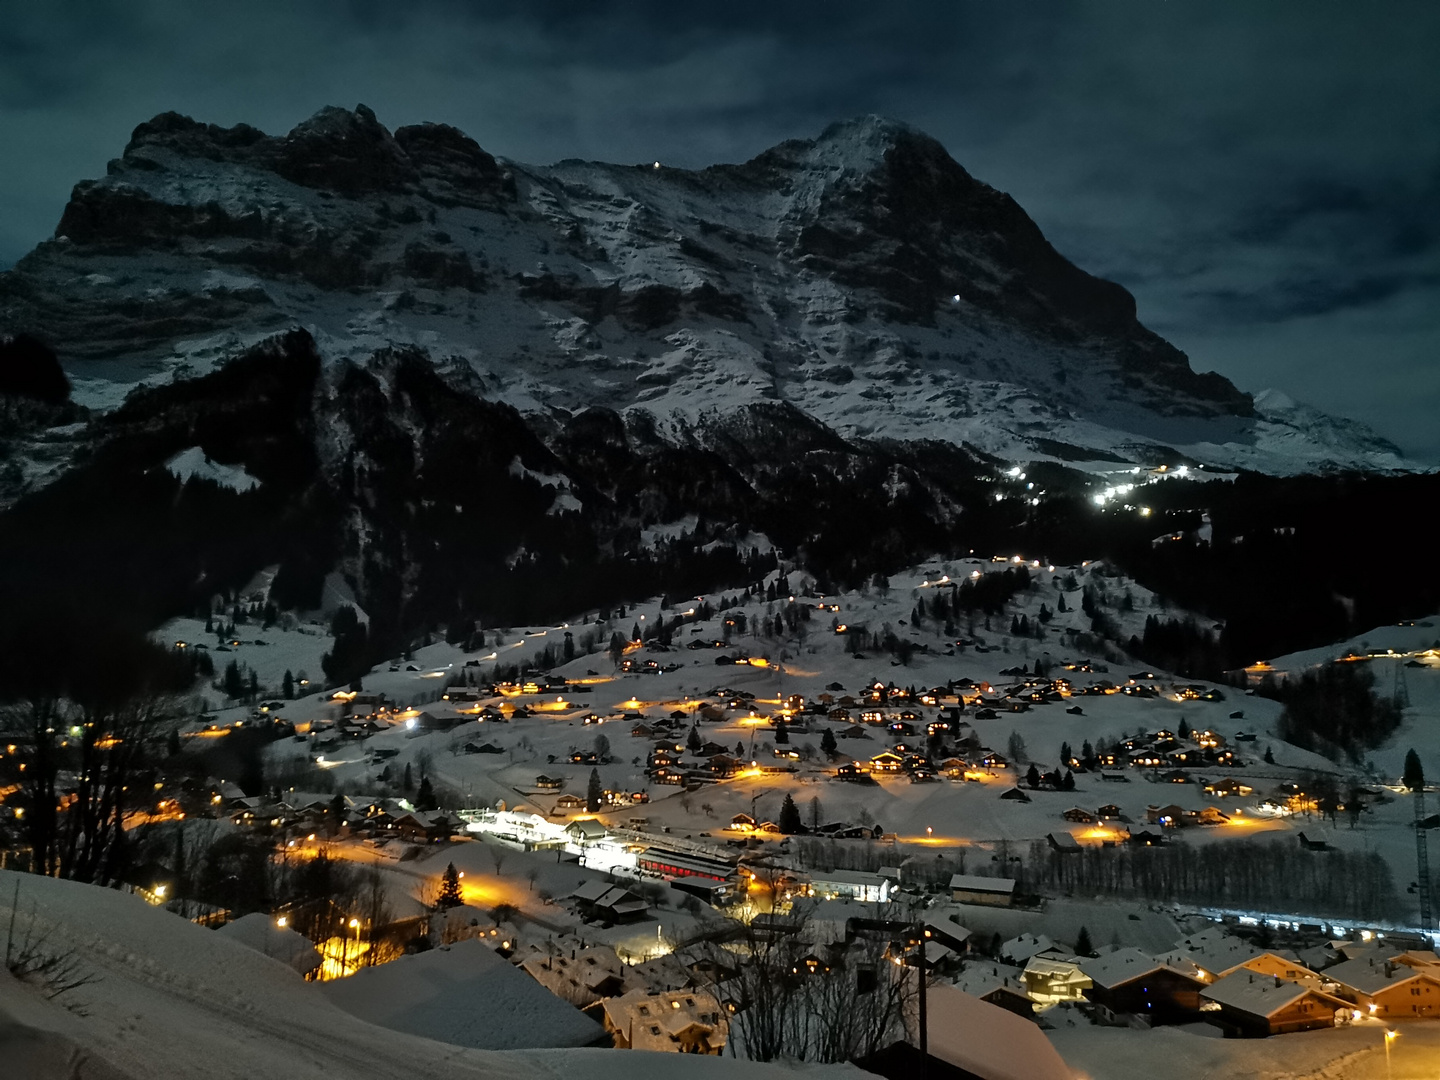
[0,107,1415,478]
[0,869,857,1080]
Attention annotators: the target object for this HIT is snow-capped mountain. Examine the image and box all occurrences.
[0,106,1410,476]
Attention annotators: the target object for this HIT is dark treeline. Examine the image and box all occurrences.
[1034,837,1398,921]
[1268,662,1404,761]
[5,327,1439,703]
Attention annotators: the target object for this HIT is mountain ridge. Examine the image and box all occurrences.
[0,104,1410,482]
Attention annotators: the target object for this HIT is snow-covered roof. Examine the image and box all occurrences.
[1326,956,1440,996]
[926,984,1070,1080]
[1201,970,1346,1019]
[1078,947,1195,990]
[213,912,321,976]
[1001,933,1056,965]
[600,987,728,1053]
[1161,926,1266,976]
[949,874,1016,894]
[321,939,603,1050]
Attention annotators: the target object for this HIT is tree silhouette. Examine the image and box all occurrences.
[586,768,603,813]
[438,862,463,908]
[778,793,802,835]
[1404,749,1425,792]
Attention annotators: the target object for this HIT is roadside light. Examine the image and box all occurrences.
[276,916,287,928]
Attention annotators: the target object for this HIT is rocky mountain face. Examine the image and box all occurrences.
[0,106,1418,653]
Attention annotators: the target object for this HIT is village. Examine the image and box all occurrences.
[5,553,1440,1078]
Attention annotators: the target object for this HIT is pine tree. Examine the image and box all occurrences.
[1264,746,1275,765]
[820,728,838,756]
[687,725,703,754]
[1075,925,1094,957]
[586,768,603,813]
[167,728,182,758]
[774,719,789,745]
[778,793,802,834]
[222,659,244,700]
[1026,764,1041,789]
[1063,769,1076,791]
[403,763,414,792]
[416,777,437,811]
[438,862,463,909]
[1404,749,1425,792]
[282,669,295,699]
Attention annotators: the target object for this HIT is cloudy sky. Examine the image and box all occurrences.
[3,1,1437,458]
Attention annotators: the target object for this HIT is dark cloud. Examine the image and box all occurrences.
[0,1,1436,458]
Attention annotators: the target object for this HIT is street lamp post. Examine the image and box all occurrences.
[349,917,361,972]
[1384,1028,1398,1080]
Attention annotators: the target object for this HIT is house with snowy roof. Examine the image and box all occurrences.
[1022,954,1092,1004]
[1079,947,1206,1024]
[949,874,1016,906]
[1200,970,1349,1035]
[1000,933,1055,966]
[951,961,1034,1018]
[1326,955,1440,1019]
[599,987,727,1053]
[1161,926,1318,985]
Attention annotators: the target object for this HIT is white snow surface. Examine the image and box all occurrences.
[320,938,604,1049]
[0,870,859,1080]
[164,446,260,492]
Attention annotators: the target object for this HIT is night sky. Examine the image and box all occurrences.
[3,2,1437,459]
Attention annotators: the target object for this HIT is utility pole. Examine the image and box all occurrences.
[1417,787,1432,931]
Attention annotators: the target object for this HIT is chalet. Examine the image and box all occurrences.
[1205,777,1254,798]
[998,787,1031,803]
[1162,927,1316,984]
[1023,955,1093,1004]
[869,751,905,773]
[1297,832,1332,852]
[1201,971,1348,1036]
[1188,806,1231,827]
[1099,771,1129,783]
[949,874,1016,907]
[1326,957,1440,1018]
[1128,829,1167,846]
[570,881,651,923]
[1080,948,1207,1024]
[566,819,608,844]
[730,813,757,831]
[1097,804,1123,819]
[517,944,628,1007]
[923,920,973,955]
[1047,832,1082,854]
[835,763,875,784]
[949,964,1034,1018]
[1146,804,1187,827]
[391,810,454,844]
[535,775,565,791]
[1063,807,1097,824]
[1000,934,1056,965]
[600,988,727,1053]
[553,794,588,813]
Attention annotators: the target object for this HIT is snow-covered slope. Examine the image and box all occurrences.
[0,107,1413,477]
[0,869,856,1080]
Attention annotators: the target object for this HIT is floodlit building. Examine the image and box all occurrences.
[599,988,728,1053]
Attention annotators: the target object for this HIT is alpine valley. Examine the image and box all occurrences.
[0,106,1434,673]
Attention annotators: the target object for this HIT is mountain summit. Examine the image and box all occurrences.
[0,105,1406,476]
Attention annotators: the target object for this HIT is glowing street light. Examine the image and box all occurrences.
[1384,1028,1398,1080]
